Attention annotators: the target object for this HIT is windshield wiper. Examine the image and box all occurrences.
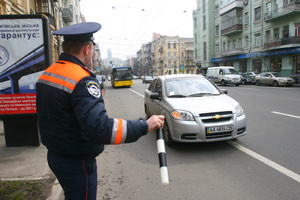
[188,93,211,97]
[168,94,187,98]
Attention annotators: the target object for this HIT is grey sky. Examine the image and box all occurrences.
[80,0,197,60]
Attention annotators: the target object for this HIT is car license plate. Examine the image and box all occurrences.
[206,125,233,134]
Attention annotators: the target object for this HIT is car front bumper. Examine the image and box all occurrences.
[168,114,247,143]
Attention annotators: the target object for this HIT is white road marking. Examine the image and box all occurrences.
[129,89,144,98]
[272,111,300,119]
[130,88,300,184]
[228,141,300,184]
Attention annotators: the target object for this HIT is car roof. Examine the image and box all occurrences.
[207,66,235,69]
[157,74,204,81]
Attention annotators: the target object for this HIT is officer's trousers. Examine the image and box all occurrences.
[47,151,97,200]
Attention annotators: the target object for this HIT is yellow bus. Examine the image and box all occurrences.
[111,66,133,88]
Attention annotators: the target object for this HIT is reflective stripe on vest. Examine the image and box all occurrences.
[37,60,90,94]
[111,118,127,144]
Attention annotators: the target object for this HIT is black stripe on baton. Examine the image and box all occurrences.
[158,152,167,167]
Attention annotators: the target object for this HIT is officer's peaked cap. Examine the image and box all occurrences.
[53,22,101,45]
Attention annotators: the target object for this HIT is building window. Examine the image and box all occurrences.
[194,18,197,28]
[203,42,207,61]
[168,61,171,68]
[244,12,249,25]
[168,52,171,58]
[174,52,176,58]
[168,43,171,49]
[275,0,280,12]
[266,2,271,16]
[215,25,219,36]
[238,38,242,48]
[233,40,236,49]
[203,15,206,30]
[223,42,226,51]
[173,43,176,49]
[265,30,271,42]
[203,0,206,12]
[283,0,289,6]
[227,41,231,50]
[254,6,261,21]
[245,36,249,48]
[274,28,280,40]
[216,44,219,54]
[283,25,289,38]
[194,34,197,43]
[270,57,282,72]
[255,33,261,46]
[295,23,300,37]
[181,52,184,57]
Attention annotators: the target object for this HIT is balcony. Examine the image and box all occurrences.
[221,48,243,56]
[62,8,73,22]
[220,0,243,15]
[264,37,300,49]
[221,24,243,36]
[264,1,300,22]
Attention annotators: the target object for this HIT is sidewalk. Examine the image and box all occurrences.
[0,120,63,199]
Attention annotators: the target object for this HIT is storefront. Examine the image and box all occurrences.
[270,56,282,72]
[292,54,300,74]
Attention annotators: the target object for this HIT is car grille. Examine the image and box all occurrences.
[200,111,233,123]
[206,131,232,139]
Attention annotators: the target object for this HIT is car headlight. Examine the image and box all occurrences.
[171,110,195,121]
[236,105,244,117]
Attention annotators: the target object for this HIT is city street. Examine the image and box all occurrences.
[96,79,300,200]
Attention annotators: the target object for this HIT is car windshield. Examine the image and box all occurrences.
[224,68,238,75]
[165,77,221,98]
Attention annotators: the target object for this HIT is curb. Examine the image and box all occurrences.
[47,179,64,200]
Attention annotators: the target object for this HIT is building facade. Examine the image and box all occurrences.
[194,0,300,76]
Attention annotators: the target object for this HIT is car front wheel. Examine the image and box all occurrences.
[273,81,279,87]
[163,122,175,146]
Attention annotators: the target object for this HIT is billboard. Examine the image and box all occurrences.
[0,15,51,116]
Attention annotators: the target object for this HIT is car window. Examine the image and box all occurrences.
[154,79,162,96]
[165,77,220,97]
[148,79,157,92]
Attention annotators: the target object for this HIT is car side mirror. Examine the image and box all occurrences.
[222,89,228,94]
[150,93,161,100]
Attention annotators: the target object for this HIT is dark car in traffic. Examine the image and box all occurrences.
[241,72,257,85]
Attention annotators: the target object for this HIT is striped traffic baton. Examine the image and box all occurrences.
[156,127,169,185]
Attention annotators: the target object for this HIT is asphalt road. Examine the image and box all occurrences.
[96,79,300,200]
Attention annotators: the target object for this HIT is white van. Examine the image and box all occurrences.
[206,66,241,86]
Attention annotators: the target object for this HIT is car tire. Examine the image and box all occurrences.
[163,122,175,146]
[236,84,239,86]
[221,80,226,86]
[256,80,260,86]
[145,105,150,119]
[273,81,279,87]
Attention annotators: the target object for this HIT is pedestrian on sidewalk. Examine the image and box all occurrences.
[36,22,164,200]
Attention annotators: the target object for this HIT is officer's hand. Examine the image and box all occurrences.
[146,115,165,132]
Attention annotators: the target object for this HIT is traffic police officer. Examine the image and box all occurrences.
[36,22,164,200]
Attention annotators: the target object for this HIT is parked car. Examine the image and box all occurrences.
[96,75,104,89]
[143,76,154,84]
[144,74,247,146]
[206,66,241,86]
[241,72,258,85]
[289,73,300,84]
[132,75,139,79]
[255,72,295,87]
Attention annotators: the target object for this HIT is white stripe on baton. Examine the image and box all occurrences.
[156,127,169,185]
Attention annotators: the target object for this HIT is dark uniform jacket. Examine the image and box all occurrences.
[36,53,148,158]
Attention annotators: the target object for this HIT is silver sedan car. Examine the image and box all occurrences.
[144,74,246,145]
